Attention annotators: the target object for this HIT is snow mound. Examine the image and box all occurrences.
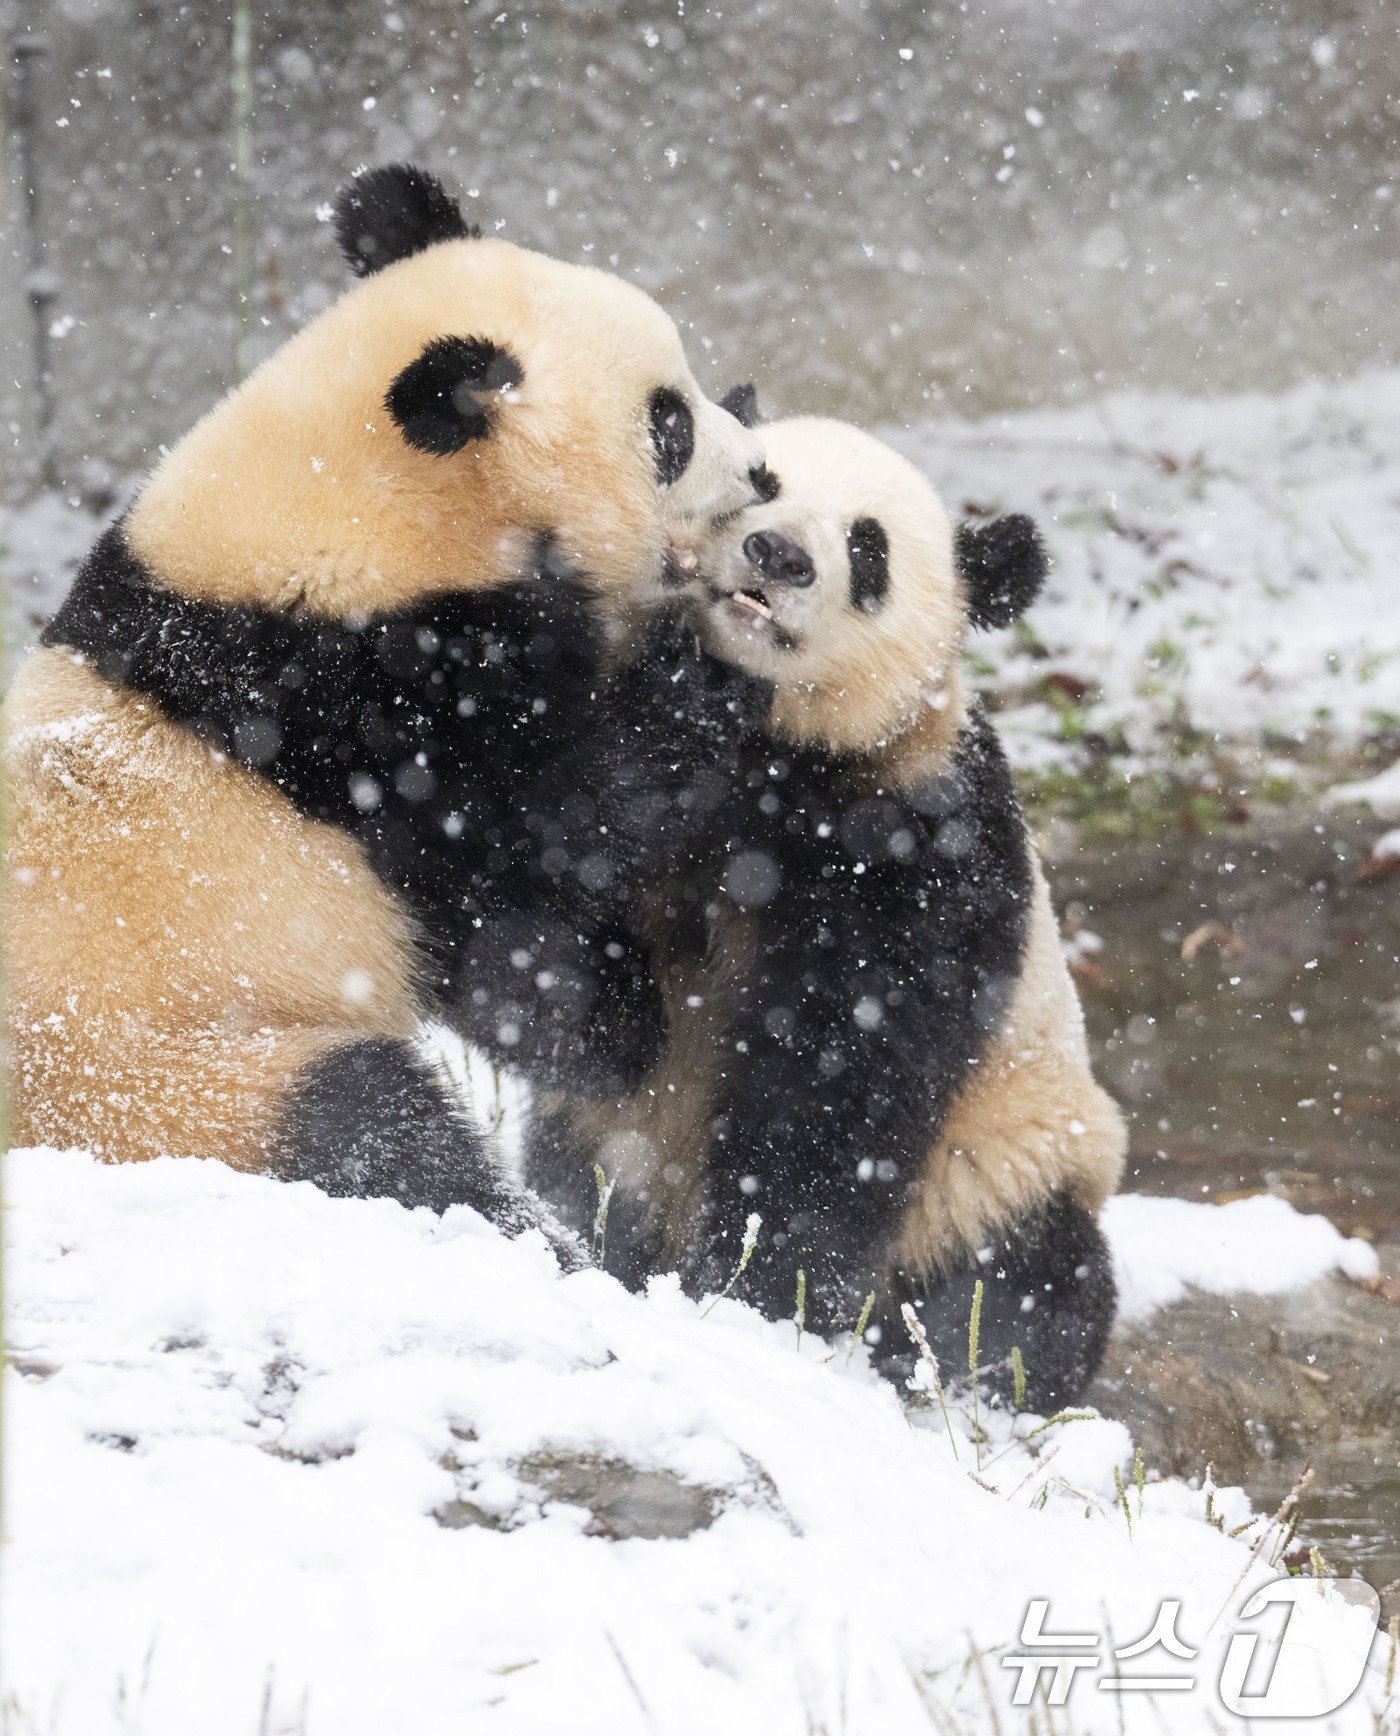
[1105,1191,1379,1324]
[3,1149,1388,1734]
[1327,759,1400,822]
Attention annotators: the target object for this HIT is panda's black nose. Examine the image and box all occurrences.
[743,529,815,588]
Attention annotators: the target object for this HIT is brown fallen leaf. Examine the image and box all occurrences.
[1359,1273,1400,1306]
[1067,957,1112,990]
[1180,920,1245,962]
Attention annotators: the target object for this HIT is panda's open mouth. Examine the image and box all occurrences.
[692,580,801,660]
[729,586,773,623]
[705,581,799,651]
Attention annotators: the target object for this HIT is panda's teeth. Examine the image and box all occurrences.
[735,590,773,621]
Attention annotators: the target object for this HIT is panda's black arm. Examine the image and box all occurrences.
[46,529,767,1099]
[514,612,774,906]
[446,905,667,1097]
[444,617,773,1094]
[691,873,1002,1333]
[689,714,1032,1336]
[44,525,609,886]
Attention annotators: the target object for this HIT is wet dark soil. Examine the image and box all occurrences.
[1045,804,1400,1595]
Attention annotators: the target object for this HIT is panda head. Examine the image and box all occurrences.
[683,407,1046,752]
[127,165,765,621]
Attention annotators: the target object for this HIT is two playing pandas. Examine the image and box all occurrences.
[3,166,1124,1407]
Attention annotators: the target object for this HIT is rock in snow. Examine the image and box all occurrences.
[3,1147,1389,1734]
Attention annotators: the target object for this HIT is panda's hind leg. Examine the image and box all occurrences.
[270,1038,585,1265]
[522,1107,670,1291]
[878,1191,1116,1412]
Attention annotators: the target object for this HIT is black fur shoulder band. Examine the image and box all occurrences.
[43,522,606,951]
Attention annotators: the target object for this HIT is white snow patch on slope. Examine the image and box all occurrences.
[3,1149,1388,1734]
[1327,759,1400,821]
[1105,1191,1378,1323]
[891,368,1400,769]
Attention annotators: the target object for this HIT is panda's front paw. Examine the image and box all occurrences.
[628,611,773,746]
[452,912,665,1096]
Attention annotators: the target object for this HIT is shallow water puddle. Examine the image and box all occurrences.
[1051,805,1400,1595]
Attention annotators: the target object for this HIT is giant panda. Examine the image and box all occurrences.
[525,407,1126,1404]
[2,164,769,1247]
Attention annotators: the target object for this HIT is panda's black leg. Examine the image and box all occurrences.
[269,1038,585,1269]
[874,1192,1116,1411]
[522,1107,671,1291]
[519,1107,596,1237]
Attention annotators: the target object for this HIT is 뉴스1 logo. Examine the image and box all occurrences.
[1219,1577,1382,1716]
[1003,1577,1382,1716]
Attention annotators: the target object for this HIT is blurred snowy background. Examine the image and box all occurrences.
[2,0,1398,491]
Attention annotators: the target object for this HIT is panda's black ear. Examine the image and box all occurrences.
[386,336,523,455]
[957,514,1047,630]
[719,383,762,428]
[334,164,477,277]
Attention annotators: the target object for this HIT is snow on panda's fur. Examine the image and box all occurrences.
[2,165,767,1248]
[526,407,1125,1405]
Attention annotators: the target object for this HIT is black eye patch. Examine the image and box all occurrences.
[648,387,695,486]
[847,517,890,613]
[386,335,523,455]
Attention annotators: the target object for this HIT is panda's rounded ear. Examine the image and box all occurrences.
[333,164,478,277]
[386,336,523,455]
[719,383,762,428]
[956,513,1048,630]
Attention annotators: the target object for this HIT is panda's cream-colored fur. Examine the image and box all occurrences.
[895,862,1125,1276]
[4,655,422,1165]
[553,415,1124,1279]
[3,191,761,1175]
[129,237,758,626]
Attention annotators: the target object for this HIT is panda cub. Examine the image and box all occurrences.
[527,407,1125,1406]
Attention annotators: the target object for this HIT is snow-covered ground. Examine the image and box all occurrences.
[898,368,1400,775]
[4,1147,1388,1736]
